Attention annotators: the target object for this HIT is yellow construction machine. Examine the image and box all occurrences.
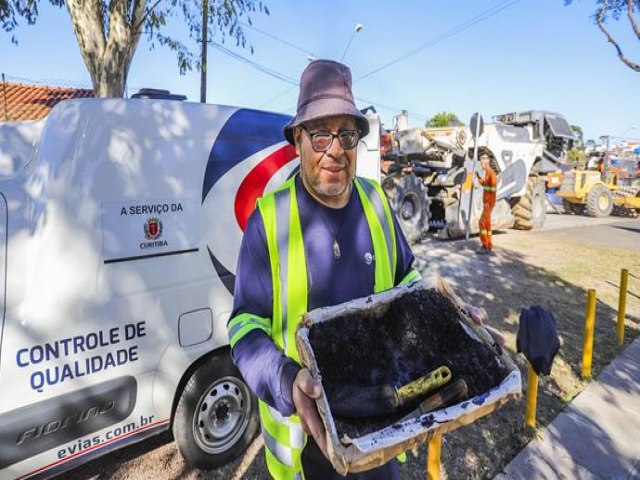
[557,169,640,217]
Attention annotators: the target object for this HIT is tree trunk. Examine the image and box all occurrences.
[66,0,147,97]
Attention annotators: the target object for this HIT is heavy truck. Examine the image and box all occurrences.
[380,110,576,243]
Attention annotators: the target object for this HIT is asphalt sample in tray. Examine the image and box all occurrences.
[308,288,509,440]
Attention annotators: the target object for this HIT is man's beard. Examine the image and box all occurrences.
[302,166,351,201]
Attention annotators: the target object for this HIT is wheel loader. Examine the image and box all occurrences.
[557,169,640,217]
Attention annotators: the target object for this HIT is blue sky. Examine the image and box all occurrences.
[1,0,639,142]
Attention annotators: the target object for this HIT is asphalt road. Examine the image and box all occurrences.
[528,213,640,252]
[417,212,640,257]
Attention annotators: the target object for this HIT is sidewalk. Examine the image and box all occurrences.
[496,337,640,479]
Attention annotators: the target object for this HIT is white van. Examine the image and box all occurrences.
[0,98,381,479]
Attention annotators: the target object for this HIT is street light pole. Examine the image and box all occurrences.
[340,24,363,62]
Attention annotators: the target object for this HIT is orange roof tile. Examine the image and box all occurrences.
[0,81,94,122]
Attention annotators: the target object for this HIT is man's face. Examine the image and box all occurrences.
[294,115,358,208]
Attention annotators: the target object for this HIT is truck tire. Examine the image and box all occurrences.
[586,184,613,217]
[562,199,584,216]
[173,353,259,469]
[382,174,428,245]
[512,177,546,230]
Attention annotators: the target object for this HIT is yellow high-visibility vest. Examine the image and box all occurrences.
[229,175,420,479]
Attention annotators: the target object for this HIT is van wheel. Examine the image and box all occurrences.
[173,354,259,469]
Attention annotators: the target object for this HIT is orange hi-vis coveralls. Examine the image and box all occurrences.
[477,165,497,250]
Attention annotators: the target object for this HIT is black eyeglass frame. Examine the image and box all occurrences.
[299,125,361,152]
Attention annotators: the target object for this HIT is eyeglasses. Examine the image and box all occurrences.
[300,125,361,152]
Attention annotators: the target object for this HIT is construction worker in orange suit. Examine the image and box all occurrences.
[476,153,497,255]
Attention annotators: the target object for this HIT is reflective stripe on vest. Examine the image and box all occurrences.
[400,268,422,285]
[355,178,397,292]
[254,175,397,479]
[259,401,305,480]
[228,313,271,348]
[484,186,496,192]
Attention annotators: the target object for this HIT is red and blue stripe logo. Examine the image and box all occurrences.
[201,108,298,293]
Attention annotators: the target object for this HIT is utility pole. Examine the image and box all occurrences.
[200,0,209,104]
[600,134,610,166]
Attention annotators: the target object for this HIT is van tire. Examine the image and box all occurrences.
[173,354,259,469]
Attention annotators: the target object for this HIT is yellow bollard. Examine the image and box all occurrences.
[617,269,629,346]
[582,289,596,379]
[525,363,539,428]
[427,434,442,480]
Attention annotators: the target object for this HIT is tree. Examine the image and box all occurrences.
[427,111,463,128]
[1,0,269,97]
[567,147,587,166]
[571,124,584,147]
[565,0,640,72]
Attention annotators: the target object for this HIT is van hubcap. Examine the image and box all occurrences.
[193,376,251,454]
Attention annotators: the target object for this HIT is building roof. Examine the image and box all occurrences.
[0,81,94,122]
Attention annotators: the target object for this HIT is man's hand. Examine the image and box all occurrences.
[292,368,328,459]
[464,304,506,349]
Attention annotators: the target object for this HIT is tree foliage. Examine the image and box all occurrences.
[567,147,587,165]
[564,0,640,72]
[1,0,269,97]
[427,111,463,128]
[571,124,584,146]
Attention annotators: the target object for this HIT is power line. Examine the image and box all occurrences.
[235,21,311,109]
[209,41,298,86]
[218,5,518,121]
[2,74,92,89]
[210,41,429,118]
[356,0,522,83]
[356,96,428,122]
[258,86,297,108]
[239,21,315,57]
[235,2,521,117]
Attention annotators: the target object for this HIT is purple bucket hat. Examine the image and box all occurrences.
[284,59,370,145]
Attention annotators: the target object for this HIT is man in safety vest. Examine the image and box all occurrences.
[227,60,421,479]
[476,153,497,255]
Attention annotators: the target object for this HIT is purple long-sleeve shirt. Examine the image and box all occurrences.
[229,175,417,416]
